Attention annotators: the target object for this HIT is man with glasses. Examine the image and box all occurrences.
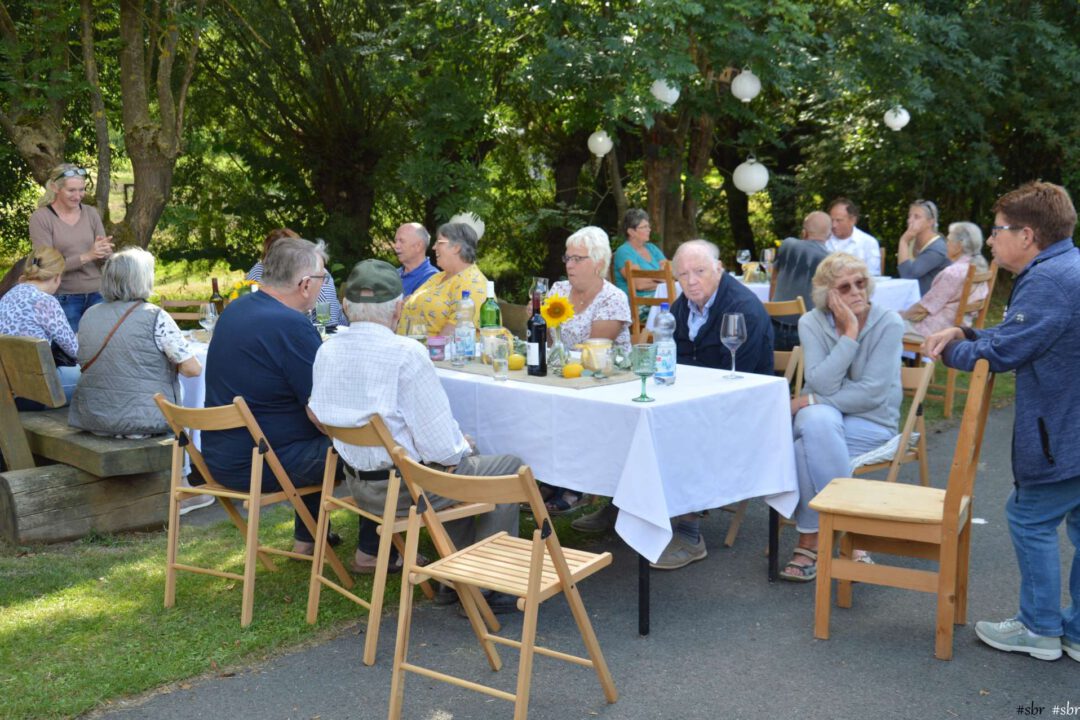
[925,181,1080,663]
[826,197,882,276]
[202,236,341,555]
[392,222,438,297]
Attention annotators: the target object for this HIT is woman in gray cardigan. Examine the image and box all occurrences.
[780,253,904,582]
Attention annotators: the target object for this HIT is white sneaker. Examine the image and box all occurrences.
[649,535,707,571]
[179,494,215,516]
[1063,636,1080,662]
[975,618,1062,661]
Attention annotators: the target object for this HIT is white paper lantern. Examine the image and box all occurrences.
[732,156,769,194]
[730,69,761,103]
[883,106,911,131]
[587,130,614,158]
[449,212,485,240]
[650,79,680,106]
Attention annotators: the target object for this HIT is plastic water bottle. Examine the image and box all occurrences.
[653,302,677,385]
[452,291,476,367]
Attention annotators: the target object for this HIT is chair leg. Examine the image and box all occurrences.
[724,500,749,547]
[457,582,503,672]
[943,367,957,419]
[391,533,434,600]
[164,449,184,609]
[814,517,835,641]
[955,521,973,626]
[241,458,264,628]
[918,441,930,487]
[364,475,403,667]
[305,501,334,625]
[564,575,618,703]
[836,533,854,609]
[388,514,423,720]
[935,534,960,660]
[512,534,546,720]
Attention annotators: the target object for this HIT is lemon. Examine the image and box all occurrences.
[562,362,584,379]
[507,353,526,371]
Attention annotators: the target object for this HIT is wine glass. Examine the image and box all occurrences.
[735,249,752,274]
[759,247,776,276]
[198,303,217,338]
[720,312,747,379]
[629,343,657,403]
[527,276,549,303]
[405,318,428,346]
[314,301,331,337]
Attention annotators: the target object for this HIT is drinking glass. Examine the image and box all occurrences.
[406,318,428,346]
[720,312,747,379]
[736,249,752,273]
[198,303,217,337]
[527,276,549,302]
[491,338,510,381]
[630,343,657,403]
[759,247,776,275]
[314,301,331,337]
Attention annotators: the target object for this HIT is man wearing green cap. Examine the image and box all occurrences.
[308,259,521,613]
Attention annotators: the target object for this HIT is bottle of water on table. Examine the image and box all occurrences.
[653,302,677,385]
[452,290,476,367]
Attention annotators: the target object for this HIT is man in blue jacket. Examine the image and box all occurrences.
[926,181,1080,663]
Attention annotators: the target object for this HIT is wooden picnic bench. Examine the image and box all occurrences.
[0,336,172,545]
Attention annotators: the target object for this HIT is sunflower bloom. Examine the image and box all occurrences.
[540,295,574,327]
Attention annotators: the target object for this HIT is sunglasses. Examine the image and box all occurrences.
[52,168,89,182]
[914,199,938,223]
[834,278,868,294]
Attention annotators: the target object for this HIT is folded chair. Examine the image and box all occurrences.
[154,393,351,627]
[810,359,994,660]
[305,416,496,666]
[625,259,675,344]
[850,361,934,486]
[388,448,617,720]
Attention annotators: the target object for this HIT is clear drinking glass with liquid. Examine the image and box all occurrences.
[491,338,510,381]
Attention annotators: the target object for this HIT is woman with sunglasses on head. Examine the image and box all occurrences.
[780,252,904,582]
[29,164,113,332]
[897,199,951,295]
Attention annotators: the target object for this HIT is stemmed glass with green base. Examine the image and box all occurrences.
[630,343,657,403]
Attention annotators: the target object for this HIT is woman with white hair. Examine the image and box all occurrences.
[901,221,990,338]
[69,247,201,437]
[781,252,903,581]
[897,199,951,295]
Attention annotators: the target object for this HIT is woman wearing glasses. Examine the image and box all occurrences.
[247,228,345,328]
[29,164,114,332]
[897,199,951,295]
[613,208,667,323]
[780,252,903,582]
[397,222,488,337]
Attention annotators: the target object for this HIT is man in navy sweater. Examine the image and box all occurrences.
[926,181,1080,663]
[648,240,773,571]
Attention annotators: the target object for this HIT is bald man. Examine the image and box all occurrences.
[392,222,438,297]
[771,211,831,351]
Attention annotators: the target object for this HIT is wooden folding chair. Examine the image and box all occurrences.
[625,259,675,344]
[305,416,496,666]
[158,298,203,322]
[388,448,617,720]
[851,362,934,485]
[811,359,994,660]
[154,393,351,627]
[903,262,998,418]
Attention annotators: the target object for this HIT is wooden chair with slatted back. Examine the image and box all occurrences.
[159,298,203,322]
[625,259,675,344]
[903,261,998,418]
[387,448,617,720]
[153,393,352,627]
[851,362,934,486]
[811,359,994,660]
[305,416,497,666]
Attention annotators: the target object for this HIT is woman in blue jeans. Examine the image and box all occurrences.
[781,253,904,582]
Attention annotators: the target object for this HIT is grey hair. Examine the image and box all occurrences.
[673,239,720,266]
[810,252,875,311]
[621,208,650,238]
[101,247,156,302]
[261,237,328,287]
[402,222,431,248]
[948,221,988,271]
[565,226,612,276]
[342,296,402,326]
[436,222,478,263]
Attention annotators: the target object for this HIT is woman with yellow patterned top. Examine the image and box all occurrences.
[397,222,487,336]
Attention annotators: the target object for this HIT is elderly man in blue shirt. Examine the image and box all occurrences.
[925,181,1080,663]
[392,222,438,297]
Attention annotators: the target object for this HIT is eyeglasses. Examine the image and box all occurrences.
[834,278,868,294]
[52,168,88,182]
[562,254,590,264]
[990,225,1024,238]
[299,273,329,287]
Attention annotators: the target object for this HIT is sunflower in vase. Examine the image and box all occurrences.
[540,295,575,375]
[227,279,260,302]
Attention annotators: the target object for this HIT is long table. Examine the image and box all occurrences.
[437,363,799,633]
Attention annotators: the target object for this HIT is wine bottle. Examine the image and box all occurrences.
[209,278,225,314]
[480,280,501,328]
[526,290,547,376]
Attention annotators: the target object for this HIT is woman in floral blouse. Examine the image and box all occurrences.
[0,247,80,405]
[397,222,488,337]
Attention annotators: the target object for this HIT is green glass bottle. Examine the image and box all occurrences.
[480,280,502,328]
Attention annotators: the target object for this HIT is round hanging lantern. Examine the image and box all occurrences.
[650,79,680,106]
[732,156,769,194]
[587,130,614,158]
[883,106,911,131]
[730,69,761,103]
[449,212,485,240]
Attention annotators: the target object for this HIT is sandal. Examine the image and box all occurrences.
[545,491,588,516]
[779,547,818,583]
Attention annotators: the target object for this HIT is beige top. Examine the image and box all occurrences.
[29,204,107,294]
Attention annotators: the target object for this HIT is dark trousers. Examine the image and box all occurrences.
[772,319,800,352]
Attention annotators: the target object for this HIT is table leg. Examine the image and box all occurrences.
[768,507,779,582]
[638,553,650,636]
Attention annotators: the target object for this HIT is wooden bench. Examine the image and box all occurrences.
[0,336,171,545]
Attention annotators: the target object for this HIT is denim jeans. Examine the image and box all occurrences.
[57,292,103,332]
[792,404,895,533]
[1005,474,1080,641]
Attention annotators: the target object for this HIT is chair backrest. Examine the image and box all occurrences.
[899,360,935,443]
[970,261,998,330]
[497,300,530,338]
[941,359,994,523]
[159,299,202,322]
[762,296,807,319]
[774,345,803,398]
[0,335,68,470]
[625,259,675,341]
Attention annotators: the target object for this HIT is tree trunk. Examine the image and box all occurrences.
[80,0,111,220]
[712,141,754,264]
[542,134,591,282]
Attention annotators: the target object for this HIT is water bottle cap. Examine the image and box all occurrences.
[660,302,669,311]
[462,290,470,299]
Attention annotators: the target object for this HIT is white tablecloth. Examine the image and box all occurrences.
[437,364,798,562]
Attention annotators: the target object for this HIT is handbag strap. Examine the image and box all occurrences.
[81,301,141,372]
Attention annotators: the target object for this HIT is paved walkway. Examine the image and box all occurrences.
[90,405,1077,720]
